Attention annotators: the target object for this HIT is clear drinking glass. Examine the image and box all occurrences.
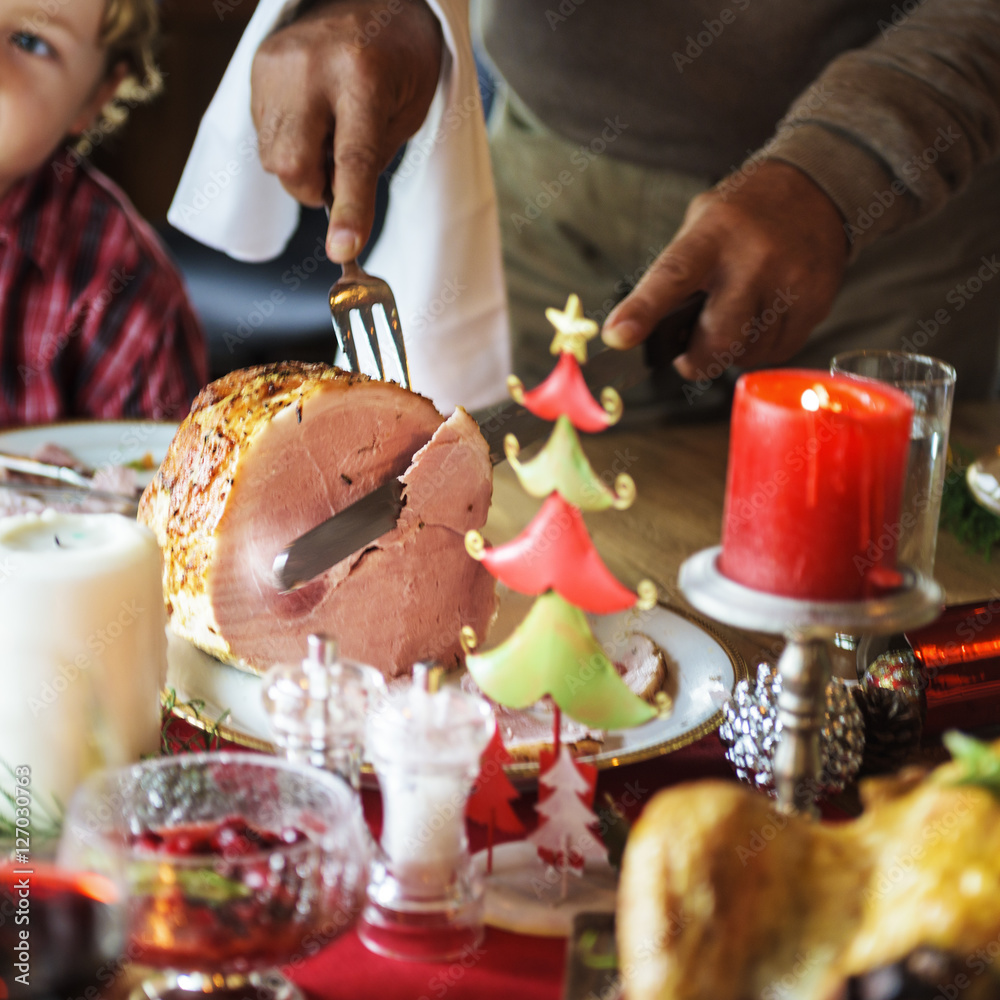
[58,752,369,1000]
[831,350,956,579]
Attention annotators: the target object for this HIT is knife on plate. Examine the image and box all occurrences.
[272,290,707,591]
[0,481,139,514]
[0,451,95,488]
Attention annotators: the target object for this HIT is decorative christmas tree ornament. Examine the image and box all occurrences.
[463,592,659,729]
[466,726,526,874]
[465,493,654,614]
[529,742,606,875]
[505,414,635,509]
[508,352,622,431]
[358,664,494,961]
[472,703,618,937]
[719,661,865,795]
[461,294,668,935]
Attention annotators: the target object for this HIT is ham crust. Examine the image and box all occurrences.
[139,362,497,677]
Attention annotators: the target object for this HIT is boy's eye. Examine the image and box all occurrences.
[9,31,55,58]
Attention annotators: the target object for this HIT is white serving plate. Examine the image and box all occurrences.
[166,599,747,780]
[0,420,177,491]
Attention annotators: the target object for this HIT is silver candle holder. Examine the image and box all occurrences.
[679,546,942,817]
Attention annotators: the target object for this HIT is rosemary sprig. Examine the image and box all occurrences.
[0,693,235,846]
[0,756,64,841]
[160,687,233,755]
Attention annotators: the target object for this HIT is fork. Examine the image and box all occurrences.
[322,172,410,388]
[328,258,411,389]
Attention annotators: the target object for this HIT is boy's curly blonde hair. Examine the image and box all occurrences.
[99,0,163,128]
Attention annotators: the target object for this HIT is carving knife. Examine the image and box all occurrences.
[272,291,707,591]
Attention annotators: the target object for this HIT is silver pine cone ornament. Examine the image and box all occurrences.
[719,661,865,797]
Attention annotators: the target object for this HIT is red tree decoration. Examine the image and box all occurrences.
[467,726,526,873]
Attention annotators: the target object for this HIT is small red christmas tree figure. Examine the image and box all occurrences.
[467,725,526,873]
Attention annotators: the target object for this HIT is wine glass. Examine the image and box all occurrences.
[58,751,370,1000]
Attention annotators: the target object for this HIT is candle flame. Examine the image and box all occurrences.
[801,384,841,413]
[74,871,120,905]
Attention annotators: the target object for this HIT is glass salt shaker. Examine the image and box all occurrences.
[358,664,495,961]
[260,634,386,791]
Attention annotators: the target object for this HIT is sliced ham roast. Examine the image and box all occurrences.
[138,362,497,678]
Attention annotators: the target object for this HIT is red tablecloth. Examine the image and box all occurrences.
[164,716,866,999]
[267,733,735,1000]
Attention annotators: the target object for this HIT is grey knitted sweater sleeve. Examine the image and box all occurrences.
[763,0,1000,257]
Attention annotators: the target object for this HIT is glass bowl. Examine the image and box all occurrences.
[58,751,370,1000]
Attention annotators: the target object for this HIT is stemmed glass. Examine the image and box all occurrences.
[58,751,369,1000]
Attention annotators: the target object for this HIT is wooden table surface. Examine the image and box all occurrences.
[483,400,1000,668]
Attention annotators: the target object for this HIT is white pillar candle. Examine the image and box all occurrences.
[0,512,167,822]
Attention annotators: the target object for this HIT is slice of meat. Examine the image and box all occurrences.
[31,442,92,472]
[139,362,496,677]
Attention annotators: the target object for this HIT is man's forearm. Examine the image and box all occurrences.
[763,0,1000,255]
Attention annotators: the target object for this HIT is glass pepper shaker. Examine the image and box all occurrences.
[260,634,385,790]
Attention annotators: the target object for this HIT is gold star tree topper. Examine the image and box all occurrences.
[546,294,599,363]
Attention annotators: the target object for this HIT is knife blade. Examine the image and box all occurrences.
[271,479,405,590]
[0,480,139,514]
[272,290,707,591]
[0,451,95,489]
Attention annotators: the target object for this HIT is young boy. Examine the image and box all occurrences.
[0,0,208,427]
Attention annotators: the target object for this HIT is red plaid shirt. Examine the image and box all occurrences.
[0,155,208,428]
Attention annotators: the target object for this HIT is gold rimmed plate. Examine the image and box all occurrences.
[164,600,748,781]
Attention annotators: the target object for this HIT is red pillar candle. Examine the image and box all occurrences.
[720,369,914,601]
